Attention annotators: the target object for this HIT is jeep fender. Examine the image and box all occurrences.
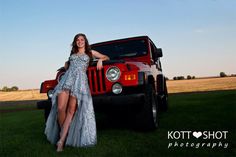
[147,75,155,88]
[139,72,155,88]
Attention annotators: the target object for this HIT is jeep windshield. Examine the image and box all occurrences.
[91,39,148,60]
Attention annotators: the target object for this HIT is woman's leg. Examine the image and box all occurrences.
[57,91,70,128]
[57,96,77,151]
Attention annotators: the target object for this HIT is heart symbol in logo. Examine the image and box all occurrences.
[193,131,202,138]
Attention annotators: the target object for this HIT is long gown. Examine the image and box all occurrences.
[44,53,97,147]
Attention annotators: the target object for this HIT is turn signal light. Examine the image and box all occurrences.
[125,74,136,80]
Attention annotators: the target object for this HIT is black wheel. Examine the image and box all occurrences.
[161,80,168,111]
[156,75,168,111]
[135,84,158,131]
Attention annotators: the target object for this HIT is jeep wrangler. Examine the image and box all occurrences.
[37,36,168,130]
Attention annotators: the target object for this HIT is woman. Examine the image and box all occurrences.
[45,33,109,152]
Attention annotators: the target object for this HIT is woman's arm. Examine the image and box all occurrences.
[91,50,110,70]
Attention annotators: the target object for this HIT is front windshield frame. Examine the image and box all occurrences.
[91,38,149,60]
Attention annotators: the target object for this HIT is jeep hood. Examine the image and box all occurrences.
[91,60,149,72]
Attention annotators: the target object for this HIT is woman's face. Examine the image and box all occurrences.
[76,36,85,49]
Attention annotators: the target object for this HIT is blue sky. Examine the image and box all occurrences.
[0,0,235,89]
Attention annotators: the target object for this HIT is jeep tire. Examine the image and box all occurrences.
[135,84,158,131]
[160,80,168,111]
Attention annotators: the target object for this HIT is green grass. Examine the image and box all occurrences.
[0,90,235,157]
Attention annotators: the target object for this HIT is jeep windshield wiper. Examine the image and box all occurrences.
[112,54,139,62]
[90,58,125,66]
[119,52,137,57]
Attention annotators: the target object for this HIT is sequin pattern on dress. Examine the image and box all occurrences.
[44,53,97,147]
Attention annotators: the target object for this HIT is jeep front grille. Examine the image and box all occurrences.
[87,67,106,95]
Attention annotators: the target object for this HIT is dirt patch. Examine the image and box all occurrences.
[0,100,39,106]
[0,100,40,113]
[0,107,38,113]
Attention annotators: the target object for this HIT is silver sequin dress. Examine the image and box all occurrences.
[44,53,97,147]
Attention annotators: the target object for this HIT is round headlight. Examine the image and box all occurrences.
[106,67,121,82]
[47,89,54,99]
[112,83,122,94]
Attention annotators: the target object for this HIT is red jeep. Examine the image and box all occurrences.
[37,36,168,130]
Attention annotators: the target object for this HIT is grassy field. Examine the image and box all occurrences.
[167,77,236,93]
[0,90,235,157]
[0,90,47,101]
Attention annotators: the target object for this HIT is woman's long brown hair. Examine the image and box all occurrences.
[70,33,92,59]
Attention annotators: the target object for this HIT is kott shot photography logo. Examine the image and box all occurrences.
[167,130,229,149]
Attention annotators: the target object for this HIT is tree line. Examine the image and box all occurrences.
[1,86,19,92]
[167,72,235,80]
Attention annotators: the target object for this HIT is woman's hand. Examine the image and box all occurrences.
[92,50,110,70]
[97,59,103,70]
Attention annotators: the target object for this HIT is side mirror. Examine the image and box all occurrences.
[153,48,163,61]
[156,48,163,57]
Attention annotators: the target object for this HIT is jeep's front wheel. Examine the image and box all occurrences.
[160,80,168,111]
[134,84,158,130]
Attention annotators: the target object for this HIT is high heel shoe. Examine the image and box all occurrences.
[56,141,64,152]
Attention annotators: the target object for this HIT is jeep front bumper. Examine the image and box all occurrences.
[93,93,145,109]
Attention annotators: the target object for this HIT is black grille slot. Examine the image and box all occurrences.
[87,68,106,94]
